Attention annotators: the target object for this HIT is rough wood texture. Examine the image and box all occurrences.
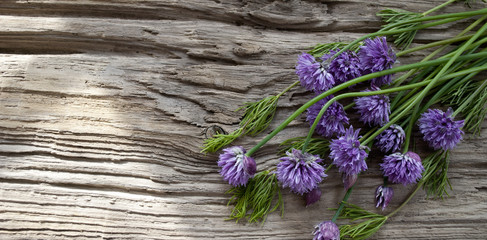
[0,1,486,239]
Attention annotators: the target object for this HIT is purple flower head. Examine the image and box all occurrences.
[342,174,357,190]
[313,221,340,240]
[418,108,465,150]
[375,124,405,153]
[354,86,390,126]
[329,126,368,177]
[296,53,336,92]
[306,95,350,137]
[277,149,327,195]
[305,187,322,207]
[218,146,257,187]
[380,152,424,185]
[329,49,362,84]
[375,185,394,211]
[359,37,396,86]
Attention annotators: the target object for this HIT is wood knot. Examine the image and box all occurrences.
[233,43,265,57]
[201,125,228,138]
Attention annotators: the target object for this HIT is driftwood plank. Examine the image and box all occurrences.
[0,0,486,239]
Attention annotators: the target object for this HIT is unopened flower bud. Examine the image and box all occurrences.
[342,174,358,190]
[305,187,322,207]
[375,185,394,211]
[242,155,257,175]
[405,151,421,163]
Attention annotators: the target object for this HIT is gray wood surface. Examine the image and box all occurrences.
[0,1,486,239]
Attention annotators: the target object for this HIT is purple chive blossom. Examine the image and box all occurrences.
[380,152,424,185]
[418,108,465,151]
[296,53,336,92]
[329,126,368,177]
[354,86,390,126]
[375,124,406,153]
[329,49,362,84]
[313,221,340,240]
[375,185,394,211]
[218,146,257,187]
[359,37,396,87]
[277,149,327,195]
[305,187,322,206]
[306,95,350,137]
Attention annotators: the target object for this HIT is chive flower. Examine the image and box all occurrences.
[380,152,424,185]
[354,86,390,126]
[375,124,406,153]
[417,108,465,150]
[329,126,368,177]
[296,53,336,92]
[313,221,340,240]
[306,95,350,137]
[375,185,394,211]
[359,36,396,87]
[329,49,362,84]
[218,146,257,187]
[277,149,327,195]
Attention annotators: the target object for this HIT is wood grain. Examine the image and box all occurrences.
[0,1,486,239]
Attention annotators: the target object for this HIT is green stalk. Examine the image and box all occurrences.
[421,0,457,16]
[392,47,487,112]
[334,16,465,58]
[453,78,487,116]
[332,187,354,222]
[362,22,487,146]
[380,8,487,32]
[391,63,439,108]
[393,14,487,87]
[394,61,469,128]
[391,64,487,127]
[359,127,378,143]
[303,82,435,151]
[402,103,420,152]
[332,7,487,58]
[277,80,300,98]
[396,33,483,57]
[303,63,487,151]
[386,181,424,218]
[415,29,487,115]
[387,148,451,218]
[245,51,487,156]
[239,80,300,131]
[421,72,479,113]
[325,164,334,173]
[343,102,355,111]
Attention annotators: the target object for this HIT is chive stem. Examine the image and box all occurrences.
[332,186,354,222]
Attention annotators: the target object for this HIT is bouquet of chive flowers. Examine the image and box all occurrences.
[203,1,487,239]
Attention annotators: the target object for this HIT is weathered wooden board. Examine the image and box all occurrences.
[0,1,486,239]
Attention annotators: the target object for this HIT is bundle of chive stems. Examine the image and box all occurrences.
[202,1,487,239]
